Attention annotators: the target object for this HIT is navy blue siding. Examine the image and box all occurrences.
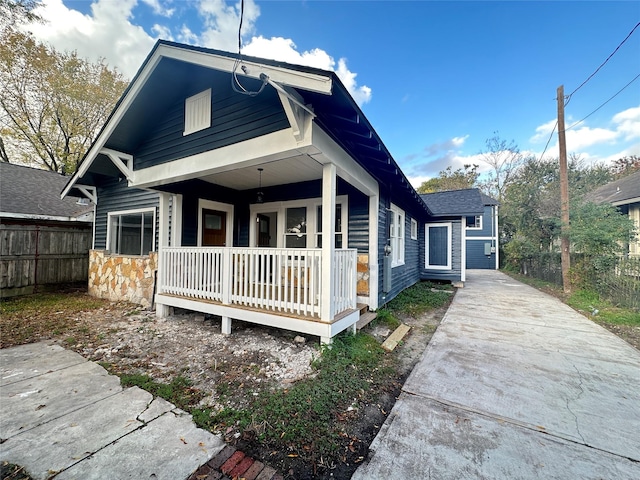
[95,179,160,250]
[377,188,423,307]
[466,240,497,269]
[420,218,463,283]
[134,85,288,170]
[466,205,496,238]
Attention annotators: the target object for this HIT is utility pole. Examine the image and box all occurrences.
[557,85,571,293]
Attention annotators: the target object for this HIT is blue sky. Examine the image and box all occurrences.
[27,0,640,186]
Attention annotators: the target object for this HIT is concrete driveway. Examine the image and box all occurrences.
[0,343,224,480]
[353,270,640,479]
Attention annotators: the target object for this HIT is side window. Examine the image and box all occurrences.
[108,209,155,255]
[184,89,211,135]
[410,218,418,240]
[466,215,482,229]
[390,203,405,267]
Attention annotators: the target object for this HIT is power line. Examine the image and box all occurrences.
[538,120,558,160]
[565,21,640,106]
[566,72,640,131]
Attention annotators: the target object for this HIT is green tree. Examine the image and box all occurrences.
[417,164,480,193]
[0,29,128,173]
[570,201,636,257]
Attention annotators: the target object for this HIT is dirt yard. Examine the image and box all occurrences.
[0,290,448,479]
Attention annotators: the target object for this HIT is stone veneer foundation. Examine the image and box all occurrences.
[357,253,370,296]
[88,250,157,307]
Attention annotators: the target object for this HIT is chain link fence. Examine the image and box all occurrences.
[520,253,640,311]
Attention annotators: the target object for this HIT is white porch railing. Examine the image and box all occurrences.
[159,247,357,319]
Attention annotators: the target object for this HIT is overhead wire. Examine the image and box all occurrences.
[538,121,558,161]
[565,21,640,106]
[231,0,267,97]
[566,72,640,131]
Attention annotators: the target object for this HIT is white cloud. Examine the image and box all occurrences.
[26,0,372,105]
[612,105,640,141]
[243,36,372,106]
[529,105,640,161]
[152,23,173,40]
[27,0,154,78]
[141,0,175,17]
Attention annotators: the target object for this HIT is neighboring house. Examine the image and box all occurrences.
[466,192,499,269]
[586,170,640,257]
[420,189,487,279]
[62,40,475,343]
[0,163,93,297]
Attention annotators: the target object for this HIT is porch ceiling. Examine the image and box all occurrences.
[199,153,322,190]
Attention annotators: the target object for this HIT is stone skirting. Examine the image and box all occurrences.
[357,253,370,296]
[88,250,157,307]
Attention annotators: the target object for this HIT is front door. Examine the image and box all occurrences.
[202,209,227,246]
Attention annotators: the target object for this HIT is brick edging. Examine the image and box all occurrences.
[188,445,283,480]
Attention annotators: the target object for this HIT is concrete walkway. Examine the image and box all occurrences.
[0,343,224,480]
[353,270,640,479]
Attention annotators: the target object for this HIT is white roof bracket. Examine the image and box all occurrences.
[267,76,315,142]
[76,185,97,204]
[101,148,134,181]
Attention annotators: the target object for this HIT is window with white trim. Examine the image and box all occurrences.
[107,208,155,256]
[465,215,482,230]
[285,206,307,248]
[184,89,211,135]
[316,204,343,248]
[410,218,418,240]
[425,223,452,270]
[389,203,405,267]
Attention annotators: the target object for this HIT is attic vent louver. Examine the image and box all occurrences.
[184,89,211,135]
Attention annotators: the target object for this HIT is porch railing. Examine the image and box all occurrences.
[159,247,357,318]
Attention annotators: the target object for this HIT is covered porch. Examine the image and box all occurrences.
[155,246,359,344]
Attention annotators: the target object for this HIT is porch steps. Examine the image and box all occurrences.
[381,324,411,352]
[355,303,377,330]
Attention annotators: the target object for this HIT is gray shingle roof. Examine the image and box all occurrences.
[0,163,92,219]
[585,171,640,206]
[420,188,485,217]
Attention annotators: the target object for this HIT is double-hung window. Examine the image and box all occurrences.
[285,207,307,248]
[315,204,343,248]
[389,203,405,267]
[107,208,155,256]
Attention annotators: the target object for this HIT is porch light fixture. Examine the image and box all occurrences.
[256,168,264,204]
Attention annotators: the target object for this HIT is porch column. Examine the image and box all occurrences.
[321,163,337,322]
[170,194,183,247]
[156,192,171,317]
[368,191,379,310]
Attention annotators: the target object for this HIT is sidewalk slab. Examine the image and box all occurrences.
[0,343,85,386]
[1,361,122,439]
[354,394,640,480]
[353,270,640,479]
[54,410,223,480]
[0,342,224,480]
[0,387,152,478]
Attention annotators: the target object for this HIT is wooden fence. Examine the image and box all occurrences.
[0,222,92,298]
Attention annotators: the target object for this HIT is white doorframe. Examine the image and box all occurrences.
[197,199,234,247]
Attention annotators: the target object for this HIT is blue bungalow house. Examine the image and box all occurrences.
[62,41,482,343]
[420,189,499,273]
